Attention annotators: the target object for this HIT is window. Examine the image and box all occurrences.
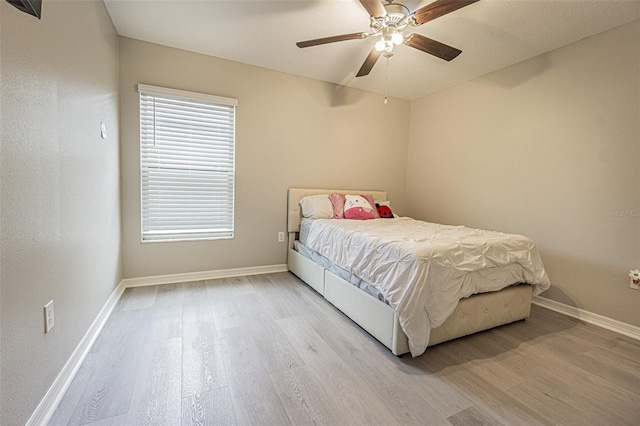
[138,84,237,242]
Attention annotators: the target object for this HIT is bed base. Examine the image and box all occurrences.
[289,247,532,355]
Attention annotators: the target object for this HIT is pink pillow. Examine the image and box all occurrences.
[329,193,346,218]
[344,194,378,220]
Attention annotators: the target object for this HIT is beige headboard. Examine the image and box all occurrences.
[288,188,388,233]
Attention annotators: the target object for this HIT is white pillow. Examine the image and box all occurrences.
[299,194,333,219]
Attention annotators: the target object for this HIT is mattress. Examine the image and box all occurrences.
[302,217,551,355]
[299,218,387,301]
[294,241,389,304]
[299,218,314,247]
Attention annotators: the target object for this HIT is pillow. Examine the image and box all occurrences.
[329,193,346,219]
[299,194,333,219]
[344,195,378,220]
[330,193,380,219]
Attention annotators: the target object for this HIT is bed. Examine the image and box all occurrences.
[287,188,551,356]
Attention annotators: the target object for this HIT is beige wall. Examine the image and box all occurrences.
[407,20,639,326]
[119,37,410,278]
[0,1,121,424]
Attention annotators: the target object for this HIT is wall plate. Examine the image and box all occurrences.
[44,300,55,333]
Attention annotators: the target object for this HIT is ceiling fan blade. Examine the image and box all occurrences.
[359,0,386,18]
[296,32,367,48]
[405,34,462,61]
[356,48,382,77]
[413,0,480,25]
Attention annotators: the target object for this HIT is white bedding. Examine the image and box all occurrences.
[303,217,551,356]
[294,240,389,303]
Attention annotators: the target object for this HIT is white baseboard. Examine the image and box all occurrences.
[122,264,288,288]
[533,296,640,340]
[26,279,127,426]
[27,264,288,425]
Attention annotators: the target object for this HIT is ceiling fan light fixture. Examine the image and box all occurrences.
[295,0,481,78]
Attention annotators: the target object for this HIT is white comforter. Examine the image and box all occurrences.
[303,217,551,356]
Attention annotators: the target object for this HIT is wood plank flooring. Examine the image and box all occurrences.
[50,272,640,425]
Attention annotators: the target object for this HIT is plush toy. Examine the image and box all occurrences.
[376,203,394,218]
[344,195,376,220]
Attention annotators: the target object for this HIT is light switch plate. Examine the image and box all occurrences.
[44,300,55,333]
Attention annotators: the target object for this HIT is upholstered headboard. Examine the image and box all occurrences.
[287,188,387,233]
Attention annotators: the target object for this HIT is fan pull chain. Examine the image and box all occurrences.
[384,56,389,105]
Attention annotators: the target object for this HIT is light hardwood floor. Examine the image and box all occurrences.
[50,272,640,425]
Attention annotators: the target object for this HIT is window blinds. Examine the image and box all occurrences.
[138,84,237,242]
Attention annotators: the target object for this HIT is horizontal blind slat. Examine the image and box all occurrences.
[140,86,235,242]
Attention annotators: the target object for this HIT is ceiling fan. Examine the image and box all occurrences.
[296,0,480,77]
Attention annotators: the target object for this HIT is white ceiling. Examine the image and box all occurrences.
[104,0,640,101]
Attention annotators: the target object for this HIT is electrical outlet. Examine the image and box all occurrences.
[631,279,640,291]
[278,232,285,243]
[44,300,55,333]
